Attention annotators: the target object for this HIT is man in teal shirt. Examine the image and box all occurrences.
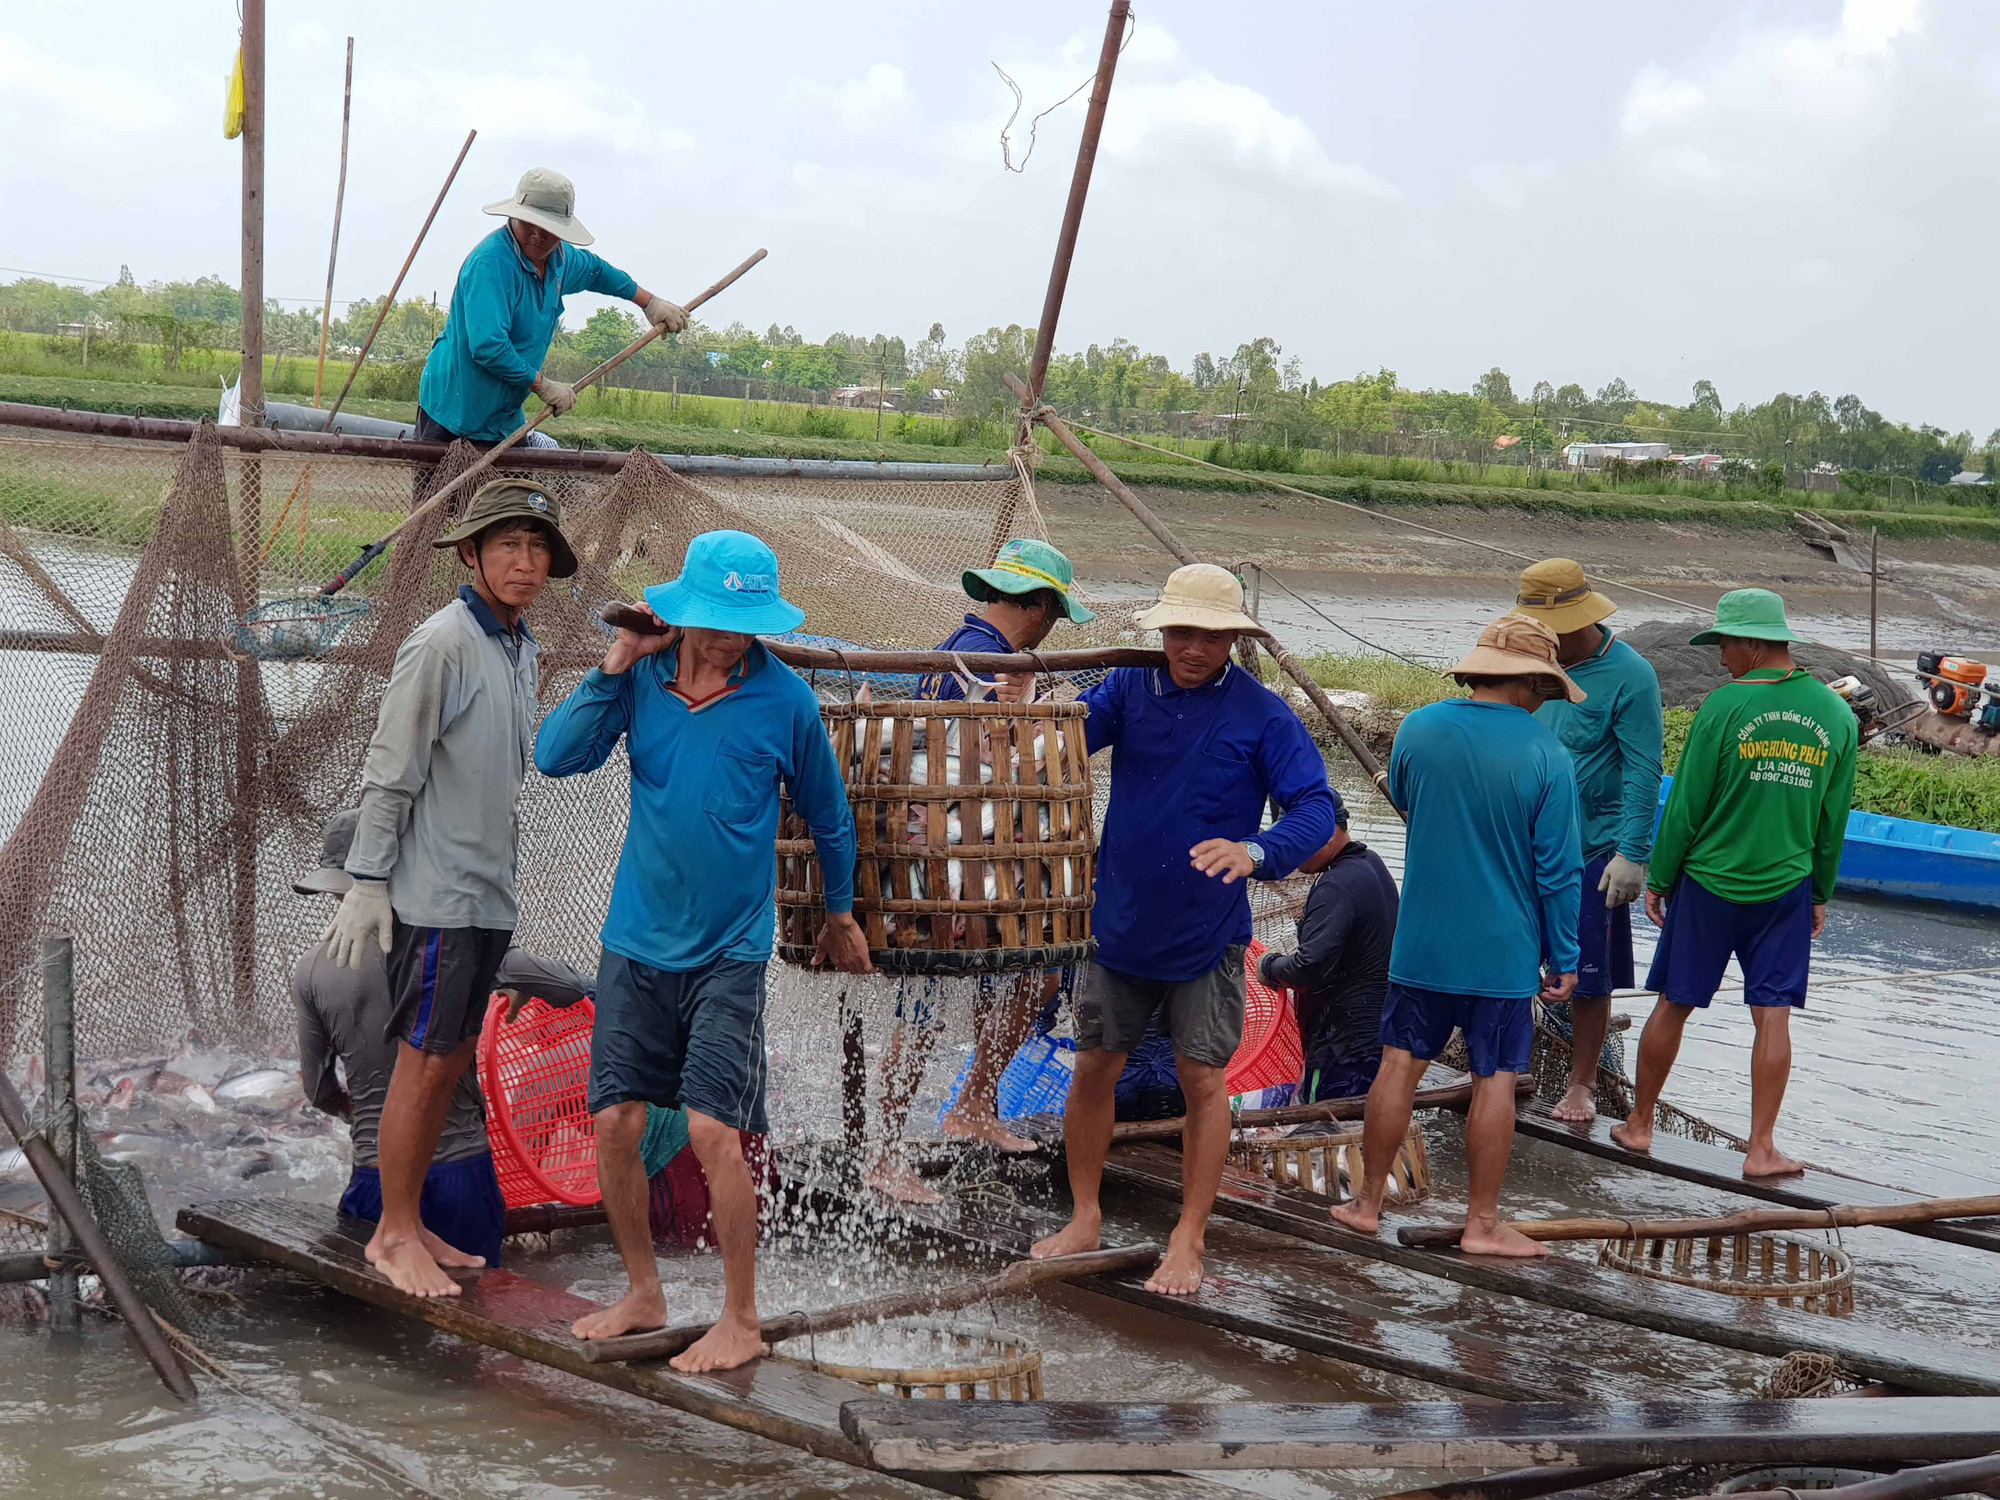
[1513,559,1664,1123]
[417,168,687,445]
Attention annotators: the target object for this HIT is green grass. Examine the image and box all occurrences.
[1281,652,1462,712]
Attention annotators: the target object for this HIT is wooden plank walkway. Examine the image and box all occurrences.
[1104,1144,2000,1397]
[843,1395,2000,1474]
[1511,1105,2000,1255]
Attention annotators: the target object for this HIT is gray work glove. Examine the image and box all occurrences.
[532,375,577,416]
[1598,853,1648,908]
[643,296,689,334]
[323,879,394,970]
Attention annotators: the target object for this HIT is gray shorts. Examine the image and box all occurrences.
[1075,947,1247,1069]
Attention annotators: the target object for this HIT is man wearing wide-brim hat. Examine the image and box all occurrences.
[1331,613,1584,1258]
[1511,559,1664,1124]
[536,527,871,1371]
[1612,589,1856,1180]
[417,167,689,448]
[321,476,580,1299]
[1031,563,1338,1297]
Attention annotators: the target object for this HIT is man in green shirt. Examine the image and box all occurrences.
[1612,590,1857,1179]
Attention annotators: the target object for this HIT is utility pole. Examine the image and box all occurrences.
[239,0,266,435]
[877,370,885,441]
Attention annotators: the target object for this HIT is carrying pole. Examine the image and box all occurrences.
[1396,1191,2000,1250]
[312,37,355,408]
[41,936,78,1330]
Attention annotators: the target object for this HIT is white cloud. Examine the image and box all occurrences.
[1621,68,1706,135]
[362,57,694,155]
[824,62,909,127]
[284,20,333,53]
[1468,159,1559,214]
[0,31,187,139]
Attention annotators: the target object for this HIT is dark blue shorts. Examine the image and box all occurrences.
[1380,982,1534,1077]
[339,1150,505,1267]
[386,921,512,1055]
[1575,851,1636,1000]
[589,950,770,1133]
[1645,874,1811,1009]
[1301,1056,1381,1104]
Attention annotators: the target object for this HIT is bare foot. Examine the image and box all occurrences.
[571,1285,667,1341]
[863,1153,943,1206]
[1743,1147,1807,1179]
[1460,1220,1551,1258]
[1030,1215,1101,1261]
[365,1226,462,1298]
[1145,1234,1204,1296]
[1549,1084,1597,1124]
[670,1313,763,1373]
[1329,1199,1380,1236]
[940,1112,1039,1154]
[419,1225,485,1270]
[1610,1116,1654,1154]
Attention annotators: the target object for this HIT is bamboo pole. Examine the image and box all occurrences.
[1396,1192,2000,1251]
[1111,1074,1527,1145]
[41,936,78,1329]
[579,1243,1158,1365]
[312,37,354,408]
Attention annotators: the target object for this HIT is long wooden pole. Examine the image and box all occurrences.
[579,1243,1158,1365]
[1396,1192,2000,1251]
[312,37,355,408]
[238,0,266,433]
[1110,1075,1525,1146]
[41,936,79,1329]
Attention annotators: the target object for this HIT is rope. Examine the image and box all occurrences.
[1249,564,1435,667]
[992,11,1137,174]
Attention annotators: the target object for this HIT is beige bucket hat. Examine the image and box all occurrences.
[1133,563,1269,635]
[1448,613,1586,703]
[1512,557,1616,635]
[484,167,594,246]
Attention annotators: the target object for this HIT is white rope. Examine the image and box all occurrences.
[992,11,1137,174]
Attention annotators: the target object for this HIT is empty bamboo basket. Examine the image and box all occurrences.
[776,700,1096,975]
[1598,1229,1855,1316]
[1234,1124,1430,1205]
[772,1319,1044,1401]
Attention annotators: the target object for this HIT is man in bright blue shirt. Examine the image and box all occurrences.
[534,529,870,1372]
[1331,614,1582,1258]
[1031,564,1336,1297]
[1512,559,1664,1123]
[417,168,687,446]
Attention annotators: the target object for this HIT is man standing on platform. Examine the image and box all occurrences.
[1510,559,1664,1123]
[417,168,687,447]
[1031,563,1338,1296]
[1613,590,1856,1179]
[535,529,870,1371]
[1331,615,1583,1257]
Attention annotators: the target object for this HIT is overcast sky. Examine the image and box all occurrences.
[3,1,1992,431]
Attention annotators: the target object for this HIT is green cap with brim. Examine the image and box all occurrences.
[962,537,1096,624]
[1689,587,1803,645]
[434,477,578,578]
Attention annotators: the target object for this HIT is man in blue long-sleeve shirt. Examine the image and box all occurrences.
[1031,564,1337,1296]
[1331,614,1583,1258]
[535,530,870,1372]
[418,168,687,446]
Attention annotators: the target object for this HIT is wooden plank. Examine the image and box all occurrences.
[843,1395,2000,1475]
[1511,1106,2000,1256]
[1105,1144,2000,1397]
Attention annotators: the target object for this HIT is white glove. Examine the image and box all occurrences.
[1598,853,1648,908]
[532,375,577,416]
[643,296,689,334]
[323,880,394,971]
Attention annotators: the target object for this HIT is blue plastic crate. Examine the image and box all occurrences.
[937,1032,1075,1124]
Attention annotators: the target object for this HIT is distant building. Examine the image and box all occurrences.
[1675,453,1729,475]
[1563,441,1671,469]
[829,385,898,410]
[1948,470,1990,487]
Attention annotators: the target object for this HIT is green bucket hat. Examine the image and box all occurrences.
[962,538,1096,624]
[1689,588,1803,646]
[434,477,578,578]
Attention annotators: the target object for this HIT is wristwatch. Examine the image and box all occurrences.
[1241,839,1266,876]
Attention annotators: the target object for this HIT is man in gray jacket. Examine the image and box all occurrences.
[322,477,575,1298]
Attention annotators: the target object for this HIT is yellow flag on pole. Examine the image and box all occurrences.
[223,46,245,139]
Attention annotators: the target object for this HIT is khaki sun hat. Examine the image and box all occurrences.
[1133,563,1269,636]
[484,167,594,246]
[1512,558,1616,634]
[434,477,579,578]
[1448,613,1587,703]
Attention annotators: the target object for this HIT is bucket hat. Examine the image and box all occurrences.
[1689,588,1804,646]
[962,538,1096,624]
[644,530,806,635]
[434,477,579,578]
[1133,563,1268,636]
[484,167,594,246]
[293,808,359,897]
[1512,558,1616,635]
[1448,613,1586,703]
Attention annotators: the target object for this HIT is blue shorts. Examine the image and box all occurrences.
[1380,982,1534,1078]
[589,950,770,1133]
[1575,851,1636,1001]
[1301,1057,1381,1105]
[1645,874,1811,1009]
[339,1151,505,1267]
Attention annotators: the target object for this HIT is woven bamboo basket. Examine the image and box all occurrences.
[776,701,1096,975]
[1598,1229,1855,1316]
[772,1319,1044,1401]
[1234,1123,1430,1205]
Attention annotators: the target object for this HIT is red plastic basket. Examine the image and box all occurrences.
[1226,939,1305,1096]
[478,993,602,1209]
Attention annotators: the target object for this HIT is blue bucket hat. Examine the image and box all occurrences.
[643,530,806,635]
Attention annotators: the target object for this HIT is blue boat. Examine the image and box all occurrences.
[1657,776,2000,912]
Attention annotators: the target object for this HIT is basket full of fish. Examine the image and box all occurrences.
[775,699,1096,975]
